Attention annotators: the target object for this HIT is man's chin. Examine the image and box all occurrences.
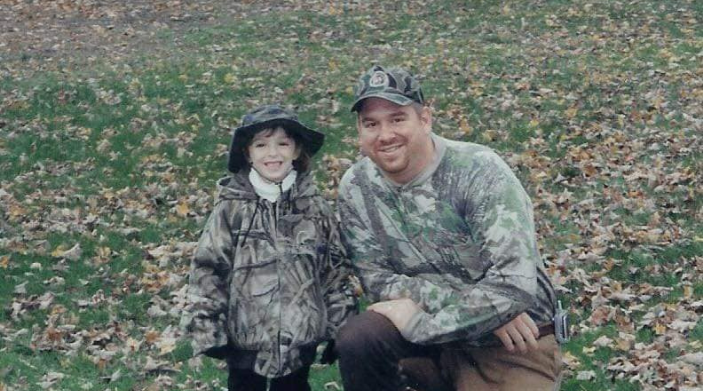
[378,165,405,177]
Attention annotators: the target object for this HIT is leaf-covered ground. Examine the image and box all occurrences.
[1,1,701,390]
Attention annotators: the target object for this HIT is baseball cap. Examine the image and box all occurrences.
[350,65,425,112]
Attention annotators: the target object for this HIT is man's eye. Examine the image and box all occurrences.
[393,118,405,123]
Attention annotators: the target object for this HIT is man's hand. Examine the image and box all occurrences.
[368,298,422,331]
[493,312,540,353]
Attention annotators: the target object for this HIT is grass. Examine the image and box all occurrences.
[1,0,701,390]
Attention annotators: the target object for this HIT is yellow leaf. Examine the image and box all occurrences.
[582,346,596,355]
[176,201,190,217]
[562,351,581,369]
[615,338,633,351]
[145,330,160,344]
[223,73,237,84]
[8,204,26,219]
[51,245,67,258]
[78,127,92,139]
[459,117,473,135]
[654,323,667,335]
[0,255,9,269]
[565,106,578,119]
[683,285,693,299]
[159,338,176,355]
[96,246,112,258]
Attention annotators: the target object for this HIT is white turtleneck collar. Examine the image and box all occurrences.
[248,168,297,203]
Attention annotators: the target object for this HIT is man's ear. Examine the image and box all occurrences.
[420,106,433,134]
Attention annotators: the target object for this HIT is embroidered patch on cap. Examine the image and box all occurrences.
[369,70,389,87]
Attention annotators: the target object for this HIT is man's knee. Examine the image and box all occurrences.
[337,311,400,357]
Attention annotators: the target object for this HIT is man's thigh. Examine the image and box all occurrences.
[441,335,563,391]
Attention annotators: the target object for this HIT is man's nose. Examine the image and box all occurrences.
[377,123,395,142]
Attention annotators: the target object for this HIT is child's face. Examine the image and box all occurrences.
[247,127,301,182]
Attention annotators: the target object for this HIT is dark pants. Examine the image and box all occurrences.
[336,311,452,391]
[227,366,311,391]
[337,311,562,391]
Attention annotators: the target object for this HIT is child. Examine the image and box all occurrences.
[182,105,357,391]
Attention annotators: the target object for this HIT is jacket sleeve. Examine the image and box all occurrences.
[318,203,358,339]
[180,201,235,357]
[337,189,457,315]
[399,153,541,345]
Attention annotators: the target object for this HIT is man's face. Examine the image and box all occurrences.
[357,97,434,184]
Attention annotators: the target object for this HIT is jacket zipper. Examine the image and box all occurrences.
[274,182,284,375]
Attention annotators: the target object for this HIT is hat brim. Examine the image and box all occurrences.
[350,92,415,112]
[227,118,325,173]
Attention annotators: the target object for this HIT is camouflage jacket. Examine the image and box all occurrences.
[181,170,356,377]
[338,134,556,346]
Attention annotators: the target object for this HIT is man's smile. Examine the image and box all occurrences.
[378,144,403,155]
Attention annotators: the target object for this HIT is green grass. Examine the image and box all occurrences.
[1,0,701,390]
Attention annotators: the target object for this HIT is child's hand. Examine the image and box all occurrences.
[319,340,338,365]
[203,345,231,360]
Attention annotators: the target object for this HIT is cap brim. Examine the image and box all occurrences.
[350,93,415,112]
[227,118,325,173]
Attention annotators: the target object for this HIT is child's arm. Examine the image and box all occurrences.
[181,202,235,358]
[319,206,359,340]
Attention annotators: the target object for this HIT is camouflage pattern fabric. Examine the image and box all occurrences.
[181,170,357,377]
[337,134,557,346]
[350,65,425,112]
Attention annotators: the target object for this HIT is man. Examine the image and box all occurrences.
[336,65,563,391]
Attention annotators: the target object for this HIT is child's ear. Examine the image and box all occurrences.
[293,144,302,159]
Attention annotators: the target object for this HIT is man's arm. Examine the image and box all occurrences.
[337,191,458,313]
[396,151,545,345]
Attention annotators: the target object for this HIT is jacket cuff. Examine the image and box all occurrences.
[398,311,429,344]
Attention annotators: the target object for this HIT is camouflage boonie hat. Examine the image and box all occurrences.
[350,65,425,112]
[228,104,325,173]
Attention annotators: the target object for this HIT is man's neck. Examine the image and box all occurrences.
[384,135,443,188]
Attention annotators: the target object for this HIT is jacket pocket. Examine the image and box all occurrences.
[229,257,280,349]
[278,249,326,348]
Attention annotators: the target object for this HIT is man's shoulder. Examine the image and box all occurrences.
[439,137,511,174]
[442,137,496,160]
[339,157,375,192]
